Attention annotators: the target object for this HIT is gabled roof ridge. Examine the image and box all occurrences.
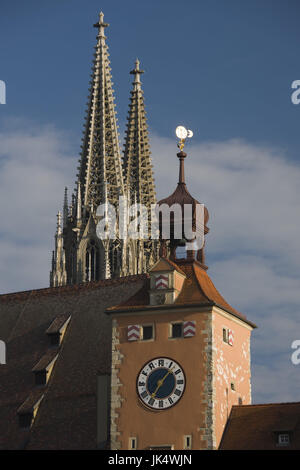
[150,257,186,276]
[0,273,148,302]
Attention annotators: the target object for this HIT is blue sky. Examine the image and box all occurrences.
[1,0,300,154]
[1,1,300,404]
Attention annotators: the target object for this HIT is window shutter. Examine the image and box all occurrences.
[228,329,234,346]
[183,321,196,337]
[128,325,140,341]
[155,274,168,289]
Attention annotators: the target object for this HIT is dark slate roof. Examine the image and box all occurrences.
[17,389,45,414]
[46,314,71,334]
[0,275,146,450]
[32,350,58,372]
[219,403,300,450]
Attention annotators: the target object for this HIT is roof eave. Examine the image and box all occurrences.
[106,300,256,328]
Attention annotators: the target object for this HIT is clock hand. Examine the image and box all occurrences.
[151,367,174,398]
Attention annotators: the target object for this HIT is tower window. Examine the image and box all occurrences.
[231,382,235,391]
[184,435,192,450]
[223,327,234,346]
[223,328,229,343]
[32,352,58,386]
[129,437,137,450]
[141,325,153,341]
[171,322,183,338]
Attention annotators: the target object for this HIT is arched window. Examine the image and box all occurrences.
[85,240,100,281]
[109,242,120,276]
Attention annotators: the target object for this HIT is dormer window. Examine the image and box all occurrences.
[278,433,290,446]
[149,258,186,306]
[46,314,71,347]
[32,351,58,386]
[17,392,44,428]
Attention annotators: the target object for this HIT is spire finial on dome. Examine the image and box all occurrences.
[177,150,187,185]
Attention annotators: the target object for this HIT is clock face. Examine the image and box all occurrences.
[136,357,185,410]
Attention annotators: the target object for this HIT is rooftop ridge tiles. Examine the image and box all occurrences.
[0,273,148,302]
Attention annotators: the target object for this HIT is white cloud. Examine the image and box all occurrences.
[0,118,76,292]
[150,133,300,402]
[151,135,300,270]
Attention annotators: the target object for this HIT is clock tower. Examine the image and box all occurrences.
[107,144,256,450]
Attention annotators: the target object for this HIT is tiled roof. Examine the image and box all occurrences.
[46,314,71,334]
[0,274,148,303]
[17,390,44,415]
[0,275,145,449]
[32,350,58,372]
[219,403,300,450]
[150,257,186,276]
[107,260,256,327]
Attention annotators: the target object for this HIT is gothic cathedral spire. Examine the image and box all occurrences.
[123,59,156,207]
[79,11,124,210]
[50,12,124,286]
[122,59,158,275]
[50,13,159,287]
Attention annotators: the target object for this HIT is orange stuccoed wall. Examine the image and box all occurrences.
[110,305,253,450]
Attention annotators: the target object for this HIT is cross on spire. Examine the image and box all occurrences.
[93,11,109,38]
[130,58,144,91]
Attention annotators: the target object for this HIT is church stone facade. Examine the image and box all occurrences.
[50,12,158,288]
